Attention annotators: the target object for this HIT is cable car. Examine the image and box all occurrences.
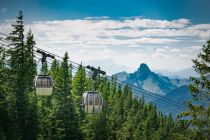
[35,75,53,96]
[82,65,106,114]
[34,49,55,96]
[82,91,103,114]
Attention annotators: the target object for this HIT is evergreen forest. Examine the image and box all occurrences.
[0,11,210,140]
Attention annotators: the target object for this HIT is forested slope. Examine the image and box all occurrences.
[0,11,199,140]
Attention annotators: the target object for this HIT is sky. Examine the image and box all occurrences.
[0,0,210,75]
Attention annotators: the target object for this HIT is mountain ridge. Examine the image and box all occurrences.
[114,63,184,95]
[157,67,199,79]
[113,63,192,116]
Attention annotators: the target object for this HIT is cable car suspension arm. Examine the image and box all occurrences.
[36,49,55,64]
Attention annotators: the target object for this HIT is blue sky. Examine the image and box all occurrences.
[0,0,210,75]
[1,0,210,23]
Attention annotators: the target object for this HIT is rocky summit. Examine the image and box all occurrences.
[114,63,189,95]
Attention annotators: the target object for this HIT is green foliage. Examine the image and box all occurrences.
[178,40,210,139]
[0,11,38,140]
[72,65,86,100]
[0,11,196,140]
[72,65,86,121]
[0,47,17,139]
[52,52,82,140]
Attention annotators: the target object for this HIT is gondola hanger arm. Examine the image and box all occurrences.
[86,65,106,80]
[36,49,55,64]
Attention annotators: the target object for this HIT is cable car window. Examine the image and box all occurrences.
[47,77,53,86]
[89,94,93,105]
[95,94,99,105]
[36,79,41,87]
[36,76,53,88]
[41,78,46,87]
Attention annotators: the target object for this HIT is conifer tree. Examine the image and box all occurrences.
[0,10,197,140]
[7,11,29,139]
[178,40,210,139]
[49,59,60,80]
[24,30,38,140]
[0,47,17,139]
[72,65,86,121]
[4,11,39,140]
[72,65,86,99]
[25,30,37,91]
[53,52,82,139]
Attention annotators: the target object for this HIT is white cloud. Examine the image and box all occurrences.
[0,23,12,35]
[155,48,167,53]
[170,48,180,52]
[188,24,210,30]
[0,17,209,74]
[123,18,190,29]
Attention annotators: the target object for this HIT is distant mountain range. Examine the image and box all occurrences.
[165,85,191,103]
[157,67,199,79]
[114,63,190,95]
[114,63,194,117]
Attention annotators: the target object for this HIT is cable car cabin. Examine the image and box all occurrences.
[82,91,103,114]
[35,75,53,96]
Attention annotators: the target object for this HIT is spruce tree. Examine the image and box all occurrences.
[53,52,81,139]
[24,30,38,140]
[0,47,17,139]
[72,65,86,121]
[178,40,210,139]
[25,30,37,92]
[7,11,29,139]
[0,11,197,140]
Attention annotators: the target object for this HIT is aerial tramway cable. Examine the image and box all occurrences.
[0,45,185,113]
[0,32,187,113]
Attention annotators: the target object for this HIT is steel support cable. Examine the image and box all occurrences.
[69,64,184,113]
[33,54,184,113]
[33,51,84,73]
[33,56,183,114]
[110,78,186,110]
[1,45,183,113]
[0,48,79,75]
[32,47,187,110]
[0,32,187,110]
[0,38,186,111]
[0,38,186,110]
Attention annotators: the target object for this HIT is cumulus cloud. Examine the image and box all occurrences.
[170,48,180,52]
[188,24,210,30]
[0,17,209,74]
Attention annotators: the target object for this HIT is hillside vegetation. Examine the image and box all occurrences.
[0,11,209,140]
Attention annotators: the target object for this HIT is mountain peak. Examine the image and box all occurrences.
[114,62,183,96]
[137,63,151,80]
[138,63,151,73]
